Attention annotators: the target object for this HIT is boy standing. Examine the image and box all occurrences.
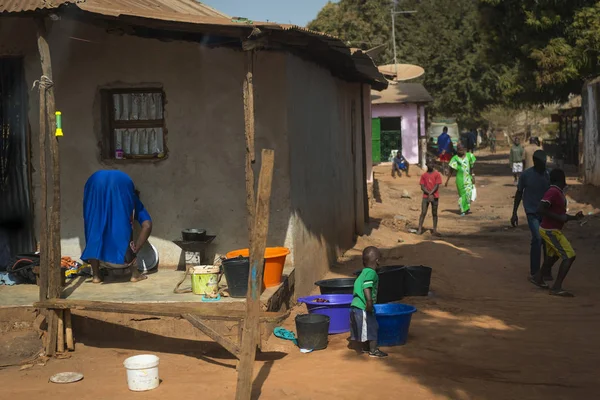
[530,169,583,297]
[417,158,443,235]
[350,246,387,358]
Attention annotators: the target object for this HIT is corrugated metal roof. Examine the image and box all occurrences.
[0,1,386,89]
[0,0,228,17]
[371,82,433,104]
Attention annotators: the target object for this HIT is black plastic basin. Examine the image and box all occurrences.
[315,278,356,295]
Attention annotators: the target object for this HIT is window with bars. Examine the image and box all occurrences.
[101,88,167,160]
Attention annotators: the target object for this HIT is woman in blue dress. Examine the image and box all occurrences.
[81,170,152,283]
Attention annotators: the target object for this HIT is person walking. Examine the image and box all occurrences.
[523,137,542,170]
[511,150,550,278]
[510,137,525,184]
[437,126,453,176]
[529,169,584,297]
[489,130,497,154]
[445,144,476,216]
[466,130,477,153]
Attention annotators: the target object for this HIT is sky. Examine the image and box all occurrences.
[201,0,338,27]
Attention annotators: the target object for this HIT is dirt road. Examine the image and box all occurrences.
[2,151,600,399]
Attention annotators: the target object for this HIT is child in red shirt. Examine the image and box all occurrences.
[530,169,583,297]
[417,158,443,235]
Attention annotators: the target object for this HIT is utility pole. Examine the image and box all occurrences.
[391,1,417,78]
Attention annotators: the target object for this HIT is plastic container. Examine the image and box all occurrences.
[402,266,432,296]
[222,257,250,298]
[191,265,220,296]
[295,314,330,350]
[297,294,353,334]
[315,278,356,295]
[353,266,406,303]
[377,265,405,303]
[123,354,160,391]
[226,247,290,288]
[374,303,417,346]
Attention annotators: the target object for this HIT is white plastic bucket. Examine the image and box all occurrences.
[123,354,160,391]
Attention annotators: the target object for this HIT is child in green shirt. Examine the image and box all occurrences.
[350,246,387,358]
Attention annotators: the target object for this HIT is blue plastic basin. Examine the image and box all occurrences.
[374,303,417,346]
[297,294,353,334]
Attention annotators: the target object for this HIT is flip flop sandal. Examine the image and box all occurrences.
[549,289,575,297]
[528,276,549,289]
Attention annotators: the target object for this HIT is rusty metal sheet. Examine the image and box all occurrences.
[0,0,228,17]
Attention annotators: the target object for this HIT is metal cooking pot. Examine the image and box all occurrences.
[182,228,207,242]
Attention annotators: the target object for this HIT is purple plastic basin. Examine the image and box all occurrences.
[297,294,353,334]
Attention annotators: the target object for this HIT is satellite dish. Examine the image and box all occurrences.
[378,64,425,81]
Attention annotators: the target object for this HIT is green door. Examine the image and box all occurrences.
[372,118,381,163]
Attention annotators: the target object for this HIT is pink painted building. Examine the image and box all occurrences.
[370,82,433,174]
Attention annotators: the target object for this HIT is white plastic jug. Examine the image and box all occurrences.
[123,354,160,391]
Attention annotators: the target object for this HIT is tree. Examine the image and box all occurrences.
[308,0,502,127]
[479,0,600,104]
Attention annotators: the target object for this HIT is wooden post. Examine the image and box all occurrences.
[37,56,49,303]
[56,309,65,353]
[65,309,74,351]
[235,149,275,400]
[37,18,61,356]
[417,104,426,169]
[243,51,256,244]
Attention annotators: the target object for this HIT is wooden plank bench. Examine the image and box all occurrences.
[35,299,290,358]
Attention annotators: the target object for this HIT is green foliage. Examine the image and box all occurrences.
[479,0,600,104]
[308,0,501,127]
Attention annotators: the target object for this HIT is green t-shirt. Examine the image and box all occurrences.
[351,267,378,310]
[510,145,524,164]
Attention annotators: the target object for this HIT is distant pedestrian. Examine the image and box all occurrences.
[509,137,525,184]
[417,157,443,235]
[350,246,387,358]
[466,130,477,153]
[523,137,542,170]
[530,169,584,297]
[437,126,453,176]
[445,144,476,216]
[391,150,410,178]
[511,150,550,277]
[489,130,497,154]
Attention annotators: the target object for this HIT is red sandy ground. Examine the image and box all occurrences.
[2,151,600,399]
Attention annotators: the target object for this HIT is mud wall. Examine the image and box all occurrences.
[1,18,292,266]
[285,54,365,296]
[583,78,600,186]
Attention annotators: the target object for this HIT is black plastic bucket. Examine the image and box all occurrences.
[402,266,432,296]
[377,266,406,303]
[222,256,250,298]
[315,278,356,295]
[295,314,330,350]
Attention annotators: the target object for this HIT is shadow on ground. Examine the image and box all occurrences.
[324,238,598,399]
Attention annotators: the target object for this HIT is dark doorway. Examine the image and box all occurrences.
[0,57,34,261]
[380,117,402,162]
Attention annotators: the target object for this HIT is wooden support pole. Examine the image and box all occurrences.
[65,309,74,351]
[36,18,61,300]
[243,51,256,245]
[56,309,65,353]
[37,53,49,303]
[235,149,275,400]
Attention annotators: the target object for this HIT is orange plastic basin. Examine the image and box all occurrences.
[225,247,290,288]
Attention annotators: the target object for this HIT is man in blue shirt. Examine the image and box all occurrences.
[437,127,453,175]
[511,150,550,278]
[81,170,153,283]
